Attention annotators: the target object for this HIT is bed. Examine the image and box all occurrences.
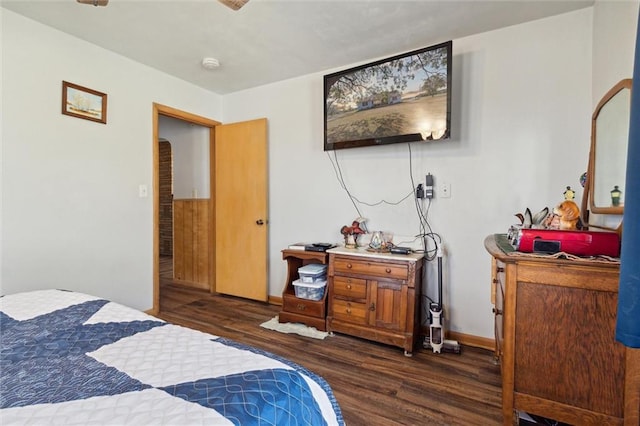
[0,289,344,425]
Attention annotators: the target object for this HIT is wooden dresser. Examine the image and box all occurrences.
[326,247,423,356]
[484,234,640,426]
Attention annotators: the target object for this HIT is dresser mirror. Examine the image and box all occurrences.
[582,79,632,228]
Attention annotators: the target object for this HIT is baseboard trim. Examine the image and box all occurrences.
[268,295,283,306]
[446,331,494,351]
[420,326,495,351]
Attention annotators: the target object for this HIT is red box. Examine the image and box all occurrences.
[516,228,620,257]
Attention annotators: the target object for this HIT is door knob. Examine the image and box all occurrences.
[256,219,265,225]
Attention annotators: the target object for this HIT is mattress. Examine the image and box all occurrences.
[0,289,344,425]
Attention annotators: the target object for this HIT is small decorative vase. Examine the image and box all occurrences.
[345,234,357,248]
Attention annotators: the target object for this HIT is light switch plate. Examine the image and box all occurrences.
[138,184,148,198]
[440,183,451,198]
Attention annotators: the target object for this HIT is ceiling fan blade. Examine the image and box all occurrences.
[218,0,249,11]
[77,0,109,6]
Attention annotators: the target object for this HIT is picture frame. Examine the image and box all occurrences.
[61,81,107,124]
[324,40,452,151]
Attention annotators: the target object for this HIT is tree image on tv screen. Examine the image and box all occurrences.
[325,45,449,148]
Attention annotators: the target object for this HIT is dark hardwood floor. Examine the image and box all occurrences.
[155,256,503,426]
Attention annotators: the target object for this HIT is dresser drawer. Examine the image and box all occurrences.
[282,294,324,317]
[334,257,408,280]
[333,276,367,299]
[331,299,368,324]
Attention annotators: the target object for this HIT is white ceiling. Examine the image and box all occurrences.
[1,0,594,94]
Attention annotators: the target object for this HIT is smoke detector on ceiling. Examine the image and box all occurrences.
[218,0,249,10]
[77,0,109,6]
[201,58,220,70]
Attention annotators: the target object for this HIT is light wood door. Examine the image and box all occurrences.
[214,118,268,301]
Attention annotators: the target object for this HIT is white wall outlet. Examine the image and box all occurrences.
[440,183,451,198]
[138,184,148,198]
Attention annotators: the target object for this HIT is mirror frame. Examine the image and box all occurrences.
[582,78,632,226]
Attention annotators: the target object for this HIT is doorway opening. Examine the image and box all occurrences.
[152,103,220,315]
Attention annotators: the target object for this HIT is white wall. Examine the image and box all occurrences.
[593,0,639,105]
[1,9,222,310]
[224,9,595,338]
[158,116,210,199]
[2,3,638,340]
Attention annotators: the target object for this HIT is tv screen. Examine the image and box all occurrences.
[324,40,452,151]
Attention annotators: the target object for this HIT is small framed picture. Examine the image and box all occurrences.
[61,81,107,124]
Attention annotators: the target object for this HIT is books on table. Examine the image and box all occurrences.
[288,242,337,252]
[288,242,309,250]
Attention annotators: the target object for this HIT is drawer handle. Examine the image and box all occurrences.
[346,308,351,314]
[369,303,376,311]
[296,304,306,311]
[346,284,352,289]
[346,263,353,269]
[385,268,391,274]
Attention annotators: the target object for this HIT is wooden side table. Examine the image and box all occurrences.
[279,249,329,331]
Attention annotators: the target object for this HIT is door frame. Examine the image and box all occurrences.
[151,103,221,314]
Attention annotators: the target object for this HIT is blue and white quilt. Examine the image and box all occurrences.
[0,289,344,425]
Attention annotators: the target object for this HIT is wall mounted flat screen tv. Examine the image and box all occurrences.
[324,40,452,151]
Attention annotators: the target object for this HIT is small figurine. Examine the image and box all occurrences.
[369,231,383,250]
[563,186,575,201]
[515,207,549,228]
[340,220,366,248]
[579,172,587,188]
[611,185,622,206]
[552,200,580,230]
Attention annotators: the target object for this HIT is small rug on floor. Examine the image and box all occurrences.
[260,316,329,340]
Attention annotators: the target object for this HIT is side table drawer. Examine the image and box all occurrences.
[333,276,367,299]
[334,258,408,280]
[282,294,324,318]
[332,298,368,324]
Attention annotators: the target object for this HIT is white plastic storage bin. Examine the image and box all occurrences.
[298,263,328,283]
[292,279,327,301]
